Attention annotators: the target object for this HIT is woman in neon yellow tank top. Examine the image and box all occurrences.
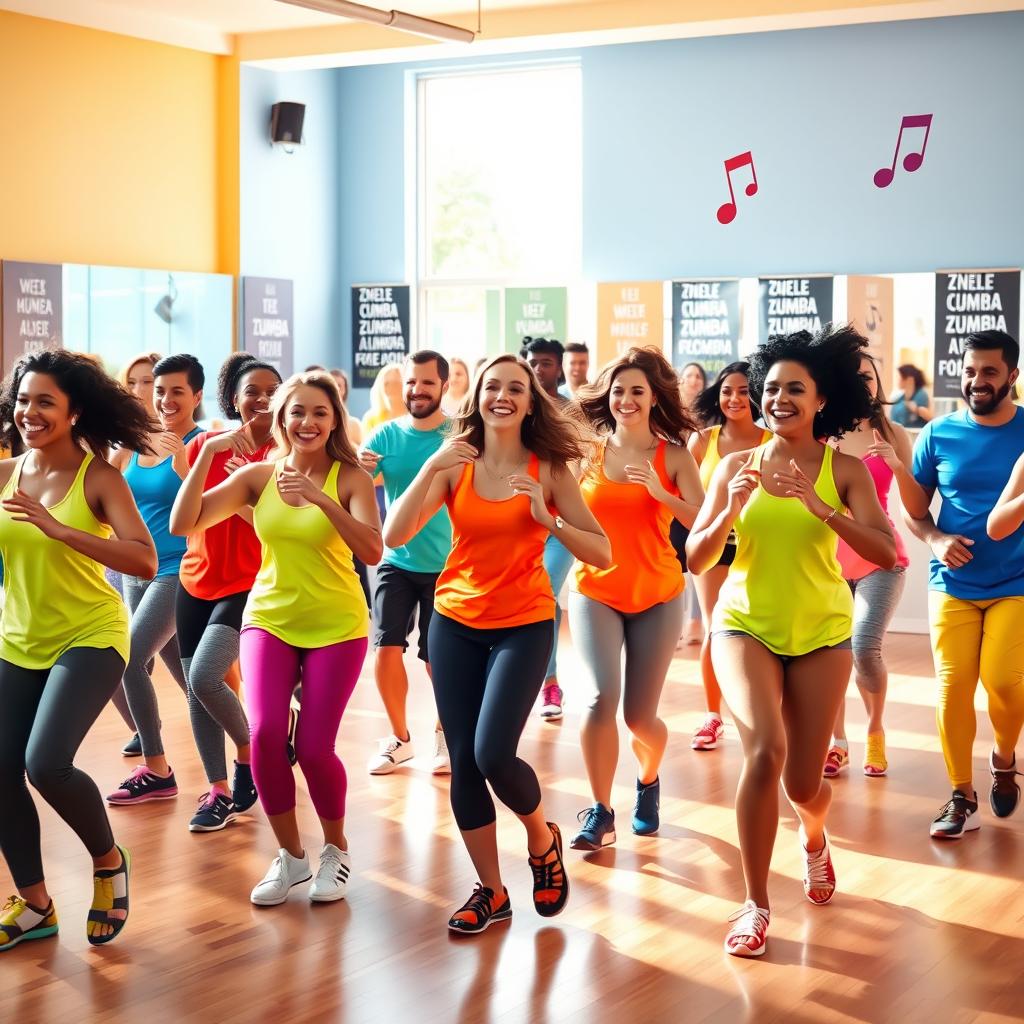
[0,350,158,952]
[171,370,382,908]
[687,326,896,959]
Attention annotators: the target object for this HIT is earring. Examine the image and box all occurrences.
[71,416,79,426]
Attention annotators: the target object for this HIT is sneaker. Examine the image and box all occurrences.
[823,744,850,779]
[309,845,351,903]
[930,789,980,839]
[724,900,770,958]
[367,735,415,775]
[633,777,660,836]
[106,765,178,805]
[691,714,724,751]
[863,733,888,777]
[989,752,1020,818]
[431,730,451,776]
[188,790,238,832]
[447,884,512,935]
[0,896,59,952]
[802,832,836,905]
[540,682,563,721]
[121,733,142,757]
[528,823,569,918]
[286,706,298,768]
[232,761,258,813]
[250,848,312,906]
[570,804,616,850]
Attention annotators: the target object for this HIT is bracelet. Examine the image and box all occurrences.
[821,507,839,525]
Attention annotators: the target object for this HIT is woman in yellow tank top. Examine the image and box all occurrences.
[687,362,771,752]
[171,371,382,909]
[687,326,896,959]
[0,350,157,952]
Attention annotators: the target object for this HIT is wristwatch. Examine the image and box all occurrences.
[553,515,565,530]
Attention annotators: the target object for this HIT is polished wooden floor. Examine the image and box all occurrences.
[2,628,1023,1023]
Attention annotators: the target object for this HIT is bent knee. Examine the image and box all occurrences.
[744,745,785,782]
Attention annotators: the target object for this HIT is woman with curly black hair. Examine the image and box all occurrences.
[687,325,896,958]
[0,350,158,950]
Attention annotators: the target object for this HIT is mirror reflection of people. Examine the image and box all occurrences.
[890,364,932,428]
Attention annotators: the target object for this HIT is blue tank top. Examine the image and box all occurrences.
[124,428,202,577]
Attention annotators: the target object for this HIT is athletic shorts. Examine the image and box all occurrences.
[712,630,852,666]
[371,562,439,662]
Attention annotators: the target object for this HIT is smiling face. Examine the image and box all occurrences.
[609,367,654,428]
[235,368,280,431]
[719,371,753,422]
[760,360,821,437]
[154,371,201,433]
[403,358,446,420]
[478,361,533,431]
[961,347,1017,416]
[125,359,157,416]
[282,383,337,454]
[14,371,75,450]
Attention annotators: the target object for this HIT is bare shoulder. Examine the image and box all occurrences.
[719,448,755,475]
[831,448,872,486]
[665,440,697,470]
[0,456,19,490]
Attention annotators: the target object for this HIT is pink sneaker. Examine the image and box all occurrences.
[822,744,850,779]
[540,683,563,721]
[724,900,770,957]
[802,833,836,905]
[106,765,178,805]
[691,714,724,750]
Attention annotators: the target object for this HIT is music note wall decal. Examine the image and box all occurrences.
[874,114,933,188]
[716,151,758,224]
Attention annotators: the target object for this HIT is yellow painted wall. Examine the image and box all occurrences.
[0,10,237,275]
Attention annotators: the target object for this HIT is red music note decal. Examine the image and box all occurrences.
[716,151,758,225]
[873,114,933,188]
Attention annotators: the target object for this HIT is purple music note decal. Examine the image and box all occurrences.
[716,151,758,224]
[873,114,933,189]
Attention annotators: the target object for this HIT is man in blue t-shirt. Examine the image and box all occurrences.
[360,351,453,777]
[907,330,1024,839]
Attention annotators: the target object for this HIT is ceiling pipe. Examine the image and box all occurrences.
[275,0,475,43]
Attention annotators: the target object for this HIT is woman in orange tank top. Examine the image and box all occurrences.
[567,348,704,852]
[385,354,610,936]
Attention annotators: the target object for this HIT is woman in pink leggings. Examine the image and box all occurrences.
[170,370,382,907]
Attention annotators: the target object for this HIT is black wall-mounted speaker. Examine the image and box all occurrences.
[270,102,306,146]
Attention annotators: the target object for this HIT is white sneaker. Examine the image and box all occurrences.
[250,848,312,906]
[368,735,415,775]
[309,844,351,903]
[431,730,451,776]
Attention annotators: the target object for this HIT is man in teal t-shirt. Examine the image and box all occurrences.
[359,351,453,778]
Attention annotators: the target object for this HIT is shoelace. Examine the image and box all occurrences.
[2,895,21,914]
[576,806,606,834]
[529,845,563,892]
[727,902,770,941]
[937,797,970,821]
[543,685,561,704]
[121,766,154,789]
[457,883,494,922]
[383,737,402,757]
[805,845,832,887]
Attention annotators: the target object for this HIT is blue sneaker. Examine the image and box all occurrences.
[232,761,258,813]
[632,777,660,836]
[570,803,616,850]
[189,791,238,832]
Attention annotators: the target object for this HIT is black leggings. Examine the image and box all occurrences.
[427,612,552,832]
[0,647,125,889]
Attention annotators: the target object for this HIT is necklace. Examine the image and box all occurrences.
[480,455,526,480]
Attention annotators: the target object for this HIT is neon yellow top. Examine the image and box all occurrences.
[244,460,369,647]
[0,452,130,669]
[699,425,773,490]
[712,443,853,656]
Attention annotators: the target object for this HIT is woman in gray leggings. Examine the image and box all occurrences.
[568,348,704,850]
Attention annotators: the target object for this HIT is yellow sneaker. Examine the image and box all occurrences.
[0,895,58,952]
[864,733,888,777]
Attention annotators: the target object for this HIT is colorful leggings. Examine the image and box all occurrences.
[240,628,367,819]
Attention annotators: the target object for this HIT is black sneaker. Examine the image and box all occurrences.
[633,777,660,836]
[528,823,569,918]
[989,752,1021,818]
[570,804,616,850]
[232,761,258,813]
[188,791,238,832]
[929,789,980,839]
[447,883,512,934]
[121,733,142,757]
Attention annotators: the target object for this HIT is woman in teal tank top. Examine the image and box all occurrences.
[687,325,897,959]
[0,350,157,951]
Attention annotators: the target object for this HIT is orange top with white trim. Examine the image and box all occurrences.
[434,454,555,629]
[574,440,684,613]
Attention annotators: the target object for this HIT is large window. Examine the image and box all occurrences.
[417,63,582,360]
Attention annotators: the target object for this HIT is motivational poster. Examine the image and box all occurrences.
[596,282,664,366]
[758,276,833,343]
[933,270,1020,398]
[242,277,293,378]
[671,279,740,376]
[1,260,63,377]
[351,284,411,388]
[504,287,567,352]
[847,275,895,388]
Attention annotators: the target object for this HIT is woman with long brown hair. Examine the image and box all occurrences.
[568,347,704,850]
[385,354,610,934]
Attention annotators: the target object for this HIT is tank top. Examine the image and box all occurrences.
[434,454,555,629]
[699,425,773,490]
[244,460,369,648]
[575,440,683,613]
[124,427,201,577]
[713,443,853,656]
[0,453,130,669]
[836,452,910,581]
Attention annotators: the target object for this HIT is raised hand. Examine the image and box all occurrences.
[1,488,65,540]
[223,455,247,476]
[624,459,670,502]
[930,532,974,569]
[205,419,258,458]
[358,448,383,474]
[276,465,325,506]
[426,435,479,473]
[149,430,184,459]
[773,458,833,519]
[726,450,761,517]
[507,472,551,526]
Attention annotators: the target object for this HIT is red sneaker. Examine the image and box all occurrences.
[724,900,770,957]
[802,833,836,905]
[691,714,724,751]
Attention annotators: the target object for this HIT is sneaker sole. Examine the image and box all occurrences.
[569,830,616,851]
[823,766,849,779]
[309,886,348,904]
[367,760,414,776]
[251,873,313,906]
[725,937,767,957]
[107,791,179,805]
[863,767,888,778]
[930,818,981,839]
[540,711,563,721]
[189,812,239,833]
[448,908,513,934]
[0,924,59,952]
[431,764,452,776]
[691,739,720,750]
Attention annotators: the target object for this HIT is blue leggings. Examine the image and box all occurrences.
[543,535,575,680]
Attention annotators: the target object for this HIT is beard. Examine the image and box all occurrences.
[962,379,1012,415]
[406,395,442,419]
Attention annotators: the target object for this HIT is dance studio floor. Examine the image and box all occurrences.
[2,629,1022,1023]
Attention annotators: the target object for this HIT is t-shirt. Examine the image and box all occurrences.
[912,407,1024,598]
[891,387,930,428]
[365,417,452,574]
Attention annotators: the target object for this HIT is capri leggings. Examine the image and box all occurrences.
[428,612,552,832]
[175,585,251,784]
[0,647,125,889]
[848,566,906,695]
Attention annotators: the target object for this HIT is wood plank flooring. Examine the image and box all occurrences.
[2,629,1022,1023]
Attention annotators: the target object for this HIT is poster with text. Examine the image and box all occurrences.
[758,276,833,343]
[934,270,1021,399]
[596,282,664,366]
[671,279,740,376]
[504,287,567,353]
[847,275,895,389]
[352,284,410,388]
[1,261,63,377]
[242,277,293,378]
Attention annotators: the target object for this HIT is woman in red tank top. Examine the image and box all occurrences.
[385,354,610,935]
